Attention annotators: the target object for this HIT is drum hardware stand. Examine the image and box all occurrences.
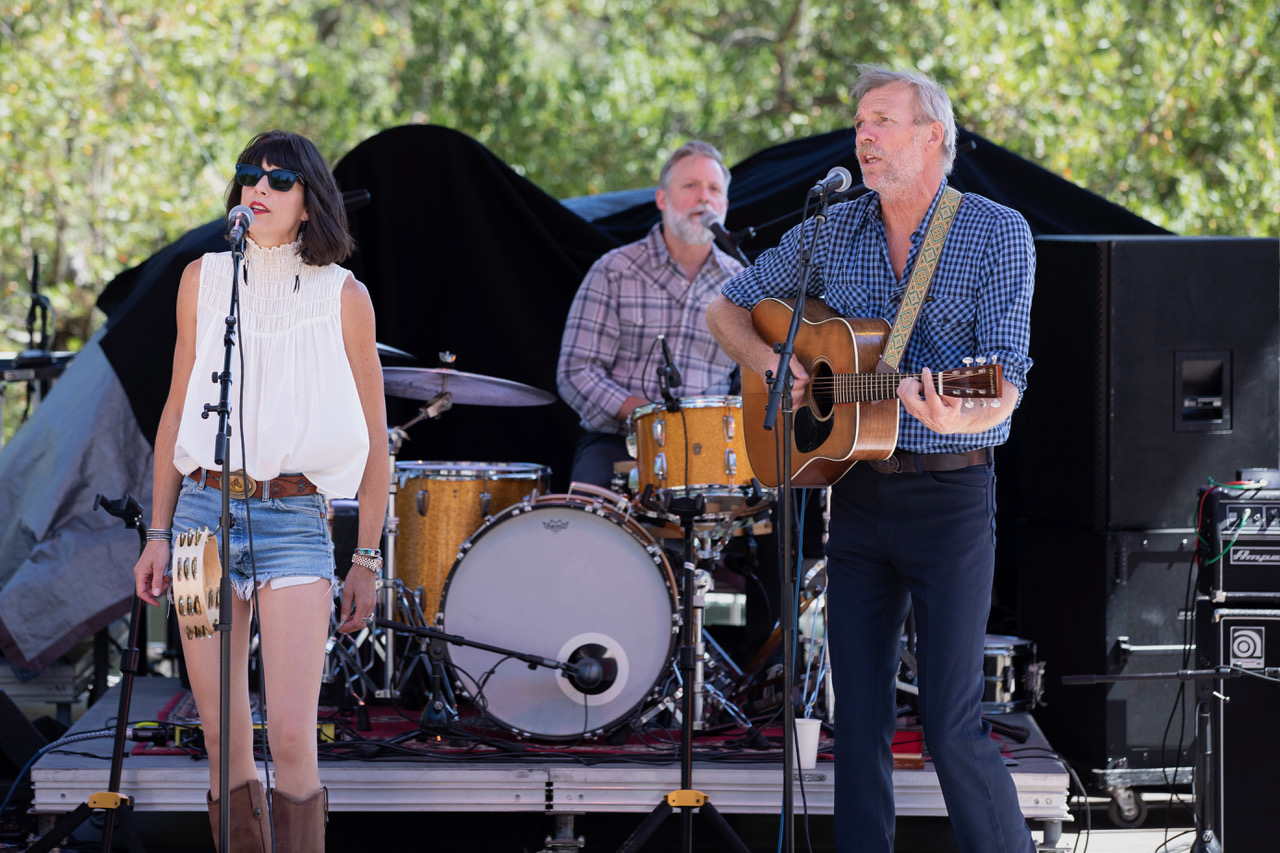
[379,354,459,699]
[26,494,150,853]
[1062,666,1279,853]
[617,493,752,853]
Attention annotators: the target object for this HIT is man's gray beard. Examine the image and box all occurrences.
[666,213,714,246]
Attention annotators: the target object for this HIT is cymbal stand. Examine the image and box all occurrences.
[617,494,751,853]
[378,393,451,699]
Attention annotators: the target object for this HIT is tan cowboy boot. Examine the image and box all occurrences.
[207,780,270,852]
[270,786,328,852]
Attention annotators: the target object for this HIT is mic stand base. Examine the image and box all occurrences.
[614,495,752,853]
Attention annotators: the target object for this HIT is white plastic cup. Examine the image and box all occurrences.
[794,717,822,770]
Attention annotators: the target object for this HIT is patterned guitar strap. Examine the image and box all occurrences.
[878,185,964,371]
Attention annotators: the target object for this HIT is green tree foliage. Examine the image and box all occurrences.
[1,0,1276,391]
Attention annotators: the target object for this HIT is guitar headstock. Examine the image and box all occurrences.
[939,359,1003,399]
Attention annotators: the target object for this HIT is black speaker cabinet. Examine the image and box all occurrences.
[1021,236,1279,532]
[1196,606,1280,852]
[1018,526,1197,771]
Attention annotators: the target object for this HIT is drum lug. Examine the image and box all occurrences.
[723,412,736,441]
[654,453,667,484]
[416,488,429,517]
[480,489,492,519]
[652,417,665,447]
[725,449,738,478]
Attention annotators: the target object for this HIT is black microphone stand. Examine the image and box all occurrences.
[200,231,246,852]
[26,495,150,853]
[760,184,838,853]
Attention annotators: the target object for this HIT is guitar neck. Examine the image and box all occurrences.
[816,367,999,404]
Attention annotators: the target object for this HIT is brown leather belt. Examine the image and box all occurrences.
[187,469,319,500]
[868,447,993,475]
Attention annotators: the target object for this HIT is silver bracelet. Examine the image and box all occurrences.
[350,553,383,574]
[145,528,173,542]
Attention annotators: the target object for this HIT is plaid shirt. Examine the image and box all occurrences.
[722,180,1035,453]
[559,224,744,434]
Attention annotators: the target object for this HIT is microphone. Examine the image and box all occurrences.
[701,210,750,266]
[658,334,683,389]
[226,205,254,245]
[808,166,854,198]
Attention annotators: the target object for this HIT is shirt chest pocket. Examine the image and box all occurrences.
[617,306,648,357]
[922,295,977,337]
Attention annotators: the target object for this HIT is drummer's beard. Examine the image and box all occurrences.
[663,208,714,246]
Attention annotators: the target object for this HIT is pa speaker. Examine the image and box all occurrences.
[1020,236,1279,532]
[1018,526,1196,771]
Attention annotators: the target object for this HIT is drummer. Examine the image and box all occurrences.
[557,140,744,488]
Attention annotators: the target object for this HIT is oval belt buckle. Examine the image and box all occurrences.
[227,470,258,500]
[869,455,901,474]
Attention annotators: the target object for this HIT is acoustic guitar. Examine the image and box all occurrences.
[742,297,1003,487]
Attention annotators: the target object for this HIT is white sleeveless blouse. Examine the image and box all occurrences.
[172,238,369,498]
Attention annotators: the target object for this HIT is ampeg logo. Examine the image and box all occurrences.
[1229,626,1265,669]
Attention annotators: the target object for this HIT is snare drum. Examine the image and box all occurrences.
[627,395,768,519]
[440,489,678,740]
[394,461,549,621]
[982,635,1045,714]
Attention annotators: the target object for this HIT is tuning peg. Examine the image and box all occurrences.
[962,357,974,366]
[991,400,1002,408]
[964,401,975,409]
[974,357,988,365]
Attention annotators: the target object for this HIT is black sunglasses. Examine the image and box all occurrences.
[234,163,305,192]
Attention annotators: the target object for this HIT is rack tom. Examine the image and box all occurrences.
[394,461,549,621]
[627,395,767,519]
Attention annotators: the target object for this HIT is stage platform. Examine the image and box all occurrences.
[31,677,1072,840]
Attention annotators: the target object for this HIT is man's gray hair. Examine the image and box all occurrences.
[852,65,958,175]
[658,140,732,191]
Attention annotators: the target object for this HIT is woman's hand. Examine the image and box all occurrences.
[336,566,377,634]
[134,540,171,606]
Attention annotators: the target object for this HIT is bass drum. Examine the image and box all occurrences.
[440,490,678,740]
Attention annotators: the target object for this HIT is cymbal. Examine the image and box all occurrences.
[382,366,556,407]
[376,342,416,360]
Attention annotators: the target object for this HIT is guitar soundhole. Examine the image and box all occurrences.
[794,407,832,453]
[795,359,835,453]
[809,361,835,419]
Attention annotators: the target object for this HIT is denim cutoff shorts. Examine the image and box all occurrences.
[168,473,337,601]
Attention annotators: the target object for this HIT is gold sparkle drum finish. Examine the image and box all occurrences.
[627,395,767,519]
[393,461,549,621]
[440,488,678,740]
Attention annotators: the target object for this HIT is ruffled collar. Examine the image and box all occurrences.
[242,237,304,291]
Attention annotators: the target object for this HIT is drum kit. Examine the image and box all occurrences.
[323,350,784,744]
[323,350,1046,745]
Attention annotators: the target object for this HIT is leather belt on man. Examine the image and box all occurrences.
[868,447,993,475]
[187,468,319,500]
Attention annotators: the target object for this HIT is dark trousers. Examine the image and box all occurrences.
[824,462,1033,853]
[568,431,631,490]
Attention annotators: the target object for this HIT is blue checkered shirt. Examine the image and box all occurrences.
[559,224,744,434]
[721,180,1034,453]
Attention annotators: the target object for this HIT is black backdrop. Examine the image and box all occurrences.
[98,123,1166,494]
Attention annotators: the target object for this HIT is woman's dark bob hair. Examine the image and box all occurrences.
[225,130,355,266]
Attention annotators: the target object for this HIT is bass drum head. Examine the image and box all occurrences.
[440,499,677,740]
